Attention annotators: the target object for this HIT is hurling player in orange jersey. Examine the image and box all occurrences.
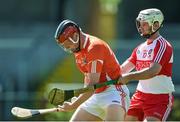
[118,8,175,121]
[54,19,130,121]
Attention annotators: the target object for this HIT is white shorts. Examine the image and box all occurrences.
[78,85,130,119]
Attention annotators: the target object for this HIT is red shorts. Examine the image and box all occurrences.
[127,90,174,121]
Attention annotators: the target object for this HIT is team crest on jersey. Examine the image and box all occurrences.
[76,57,87,66]
[137,50,140,54]
[81,57,87,65]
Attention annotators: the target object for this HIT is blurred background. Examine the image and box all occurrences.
[0,0,180,121]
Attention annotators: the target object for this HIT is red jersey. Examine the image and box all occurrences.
[74,34,121,93]
[128,35,175,93]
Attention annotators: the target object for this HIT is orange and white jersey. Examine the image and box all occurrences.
[74,34,121,93]
[128,35,175,94]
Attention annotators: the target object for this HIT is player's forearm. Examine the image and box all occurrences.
[124,67,157,81]
[121,60,135,74]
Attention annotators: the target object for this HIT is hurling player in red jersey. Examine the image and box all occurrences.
[118,8,175,121]
[54,19,130,121]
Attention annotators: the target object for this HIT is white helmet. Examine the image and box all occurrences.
[136,8,164,38]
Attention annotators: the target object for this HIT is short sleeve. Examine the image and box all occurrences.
[128,47,137,65]
[153,39,172,66]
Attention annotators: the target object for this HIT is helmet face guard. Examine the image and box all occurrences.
[135,19,141,34]
[55,20,81,53]
[135,19,153,39]
[136,8,164,38]
[58,36,80,53]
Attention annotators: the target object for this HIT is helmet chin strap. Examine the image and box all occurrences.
[141,25,161,39]
[72,42,80,53]
[68,34,81,53]
[68,36,79,44]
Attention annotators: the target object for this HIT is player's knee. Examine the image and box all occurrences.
[106,104,125,121]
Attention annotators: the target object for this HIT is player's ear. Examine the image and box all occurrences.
[153,21,160,31]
